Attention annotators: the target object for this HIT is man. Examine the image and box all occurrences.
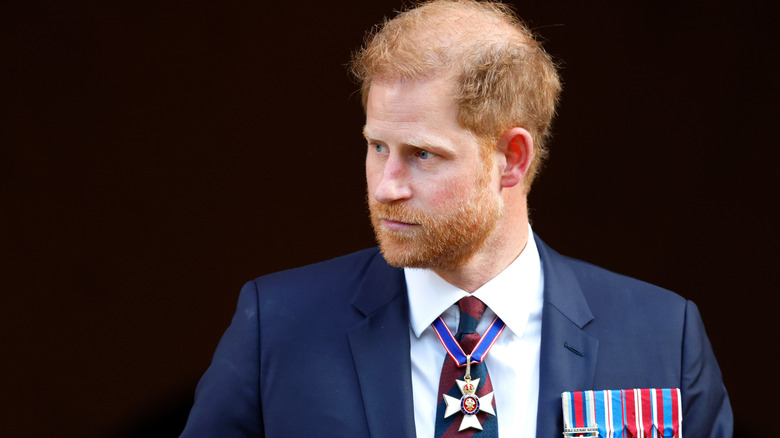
[181,1,732,437]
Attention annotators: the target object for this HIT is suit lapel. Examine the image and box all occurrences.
[347,252,416,438]
[344,239,599,438]
[534,236,599,438]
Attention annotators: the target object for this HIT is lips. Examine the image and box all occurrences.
[381,218,418,231]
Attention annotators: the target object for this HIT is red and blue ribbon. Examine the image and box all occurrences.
[431,315,506,367]
[562,388,682,437]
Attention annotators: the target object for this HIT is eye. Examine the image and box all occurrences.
[417,149,434,160]
[370,143,388,154]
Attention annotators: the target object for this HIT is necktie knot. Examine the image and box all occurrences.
[456,296,486,336]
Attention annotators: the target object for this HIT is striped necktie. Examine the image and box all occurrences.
[434,296,499,437]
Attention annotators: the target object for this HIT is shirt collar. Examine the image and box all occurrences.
[405,224,543,338]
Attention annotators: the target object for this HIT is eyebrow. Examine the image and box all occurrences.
[362,126,455,154]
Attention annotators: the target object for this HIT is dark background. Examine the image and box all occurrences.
[2,0,776,436]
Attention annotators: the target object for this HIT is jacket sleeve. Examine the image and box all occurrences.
[681,300,733,437]
[180,281,263,437]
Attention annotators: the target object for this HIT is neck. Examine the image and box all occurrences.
[434,199,530,293]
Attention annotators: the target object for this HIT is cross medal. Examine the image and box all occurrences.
[442,354,496,431]
[432,314,506,431]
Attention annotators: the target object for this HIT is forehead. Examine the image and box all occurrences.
[367,75,456,119]
[364,75,477,150]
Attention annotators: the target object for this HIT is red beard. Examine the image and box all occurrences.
[368,173,502,271]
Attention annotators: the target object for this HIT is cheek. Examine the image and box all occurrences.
[365,156,381,189]
[422,176,473,208]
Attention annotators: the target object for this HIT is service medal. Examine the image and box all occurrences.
[442,377,496,431]
[432,313,506,432]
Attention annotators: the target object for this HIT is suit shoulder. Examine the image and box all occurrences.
[249,247,383,296]
[559,254,689,325]
[566,255,686,306]
[536,235,686,308]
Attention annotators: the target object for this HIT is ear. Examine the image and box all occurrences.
[497,127,534,189]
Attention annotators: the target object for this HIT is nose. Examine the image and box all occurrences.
[371,155,412,204]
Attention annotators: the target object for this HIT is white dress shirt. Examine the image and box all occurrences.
[405,224,544,438]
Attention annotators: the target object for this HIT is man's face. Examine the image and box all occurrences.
[364,76,502,271]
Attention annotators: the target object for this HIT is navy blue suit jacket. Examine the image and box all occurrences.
[181,236,732,437]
